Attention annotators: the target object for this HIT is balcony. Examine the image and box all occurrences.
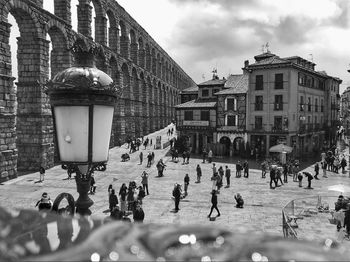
[271,126,288,133]
[217,126,243,132]
[182,120,209,127]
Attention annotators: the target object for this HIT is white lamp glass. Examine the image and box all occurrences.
[54,106,89,162]
[92,105,114,162]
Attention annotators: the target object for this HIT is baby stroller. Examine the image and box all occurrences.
[121,153,130,162]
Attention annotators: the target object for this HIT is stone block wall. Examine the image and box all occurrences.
[1,0,194,178]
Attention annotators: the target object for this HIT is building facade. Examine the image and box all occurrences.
[176,73,249,156]
[246,52,342,158]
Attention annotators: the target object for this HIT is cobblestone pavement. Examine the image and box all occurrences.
[1,124,350,249]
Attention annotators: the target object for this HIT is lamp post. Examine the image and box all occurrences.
[44,40,121,215]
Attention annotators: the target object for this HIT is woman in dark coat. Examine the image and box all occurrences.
[109,189,118,212]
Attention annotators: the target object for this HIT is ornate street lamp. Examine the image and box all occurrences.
[44,40,121,215]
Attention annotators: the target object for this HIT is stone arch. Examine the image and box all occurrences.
[151,48,156,75]
[53,0,71,24]
[130,29,138,64]
[153,79,158,130]
[139,72,148,135]
[106,9,118,51]
[138,36,145,68]
[119,20,129,58]
[147,76,154,132]
[157,53,161,78]
[131,67,140,137]
[233,136,245,155]
[47,24,70,78]
[6,2,51,172]
[219,136,231,156]
[90,0,106,44]
[110,56,124,146]
[165,61,169,83]
[145,43,151,71]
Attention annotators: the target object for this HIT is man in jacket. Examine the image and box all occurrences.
[208,190,221,218]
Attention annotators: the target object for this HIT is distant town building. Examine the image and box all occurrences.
[175,51,342,159]
[246,52,341,158]
[180,85,199,104]
[341,87,350,136]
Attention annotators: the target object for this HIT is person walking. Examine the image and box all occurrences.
[225,165,231,187]
[322,161,328,178]
[119,183,127,215]
[139,151,143,165]
[108,184,113,196]
[283,164,288,183]
[202,148,207,163]
[314,162,320,180]
[276,167,284,186]
[236,161,242,178]
[89,174,96,194]
[196,164,202,183]
[39,166,45,182]
[341,157,347,174]
[243,160,249,178]
[208,149,213,163]
[137,186,146,205]
[261,161,267,178]
[269,165,278,189]
[173,183,182,212]
[156,159,166,177]
[147,152,152,167]
[186,151,190,164]
[109,189,118,212]
[208,190,221,218]
[212,163,217,175]
[184,174,190,197]
[182,151,187,165]
[141,171,149,195]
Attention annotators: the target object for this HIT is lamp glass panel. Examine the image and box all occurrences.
[54,106,89,162]
[92,105,114,162]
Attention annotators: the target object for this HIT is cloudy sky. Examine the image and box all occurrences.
[116,0,350,93]
[8,0,350,93]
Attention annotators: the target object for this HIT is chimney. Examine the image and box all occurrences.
[244,60,249,68]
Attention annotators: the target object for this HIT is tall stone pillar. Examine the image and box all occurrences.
[78,1,93,39]
[0,21,18,181]
[130,43,138,65]
[54,0,71,25]
[16,36,54,172]
[95,16,107,46]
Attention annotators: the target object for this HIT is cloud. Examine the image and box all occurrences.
[169,0,259,8]
[273,16,316,44]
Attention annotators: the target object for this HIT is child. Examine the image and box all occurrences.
[297,172,303,187]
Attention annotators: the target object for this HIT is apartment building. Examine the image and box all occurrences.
[246,52,342,158]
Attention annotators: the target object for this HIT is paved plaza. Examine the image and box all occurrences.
[1,124,350,250]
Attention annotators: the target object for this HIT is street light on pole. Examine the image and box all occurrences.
[44,39,121,215]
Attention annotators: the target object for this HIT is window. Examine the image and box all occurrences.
[298,73,306,86]
[184,111,193,120]
[255,96,263,111]
[255,116,263,130]
[275,73,283,89]
[226,115,237,126]
[300,96,304,111]
[315,98,318,112]
[226,98,237,111]
[200,110,210,121]
[274,116,283,130]
[307,97,311,111]
[255,75,263,90]
[202,89,209,97]
[212,89,219,96]
[274,95,283,110]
